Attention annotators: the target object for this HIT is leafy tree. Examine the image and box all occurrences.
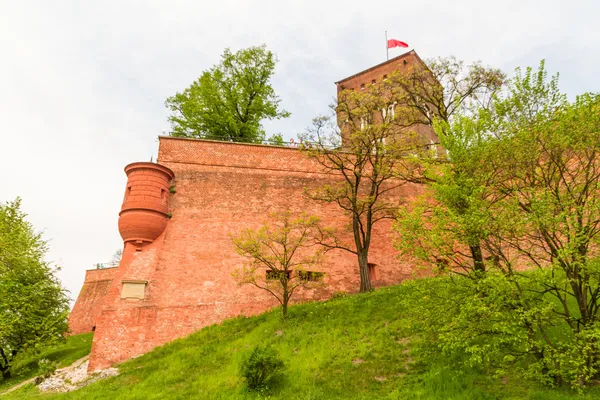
[301,79,431,293]
[389,56,505,273]
[165,45,290,143]
[301,56,504,291]
[0,198,69,379]
[232,211,324,319]
[389,55,505,126]
[396,63,600,387]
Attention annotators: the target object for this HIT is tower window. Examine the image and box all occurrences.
[266,270,291,281]
[299,271,324,282]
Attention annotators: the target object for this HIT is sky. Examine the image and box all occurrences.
[1,0,599,305]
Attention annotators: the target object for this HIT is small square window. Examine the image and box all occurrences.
[360,83,365,90]
[368,263,378,282]
[299,271,324,282]
[371,79,376,85]
[383,74,388,80]
[266,270,291,281]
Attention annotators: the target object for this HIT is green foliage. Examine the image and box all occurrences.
[0,333,92,393]
[300,82,426,293]
[388,55,505,126]
[6,285,600,399]
[165,45,290,143]
[396,60,600,388]
[232,211,325,319]
[34,358,58,385]
[268,133,285,145]
[241,345,285,391]
[0,198,70,380]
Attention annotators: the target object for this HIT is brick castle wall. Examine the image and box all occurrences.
[86,137,423,370]
[68,267,117,335]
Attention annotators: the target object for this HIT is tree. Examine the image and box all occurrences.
[389,55,505,126]
[389,56,505,273]
[0,198,69,379]
[110,249,122,267]
[301,56,505,291]
[165,45,290,143]
[396,63,600,386]
[300,80,429,293]
[232,211,324,319]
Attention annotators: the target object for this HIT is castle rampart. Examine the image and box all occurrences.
[84,137,421,370]
[70,51,433,370]
[68,267,117,335]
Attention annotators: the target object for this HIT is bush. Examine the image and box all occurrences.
[241,345,285,390]
[34,358,58,385]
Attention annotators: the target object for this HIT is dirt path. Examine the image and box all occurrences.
[0,355,89,396]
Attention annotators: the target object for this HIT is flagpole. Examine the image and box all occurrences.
[385,31,388,60]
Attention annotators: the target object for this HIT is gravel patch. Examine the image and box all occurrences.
[37,361,119,393]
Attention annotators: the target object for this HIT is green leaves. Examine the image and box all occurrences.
[395,59,600,387]
[0,198,69,379]
[231,211,325,319]
[165,45,289,143]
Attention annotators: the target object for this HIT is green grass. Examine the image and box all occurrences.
[3,285,599,399]
[0,333,93,393]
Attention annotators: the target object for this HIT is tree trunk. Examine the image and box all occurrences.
[470,244,485,273]
[358,251,372,293]
[282,300,288,320]
[1,369,10,379]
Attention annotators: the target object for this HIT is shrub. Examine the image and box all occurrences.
[34,358,58,385]
[241,345,285,390]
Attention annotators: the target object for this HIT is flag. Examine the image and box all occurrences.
[387,39,409,49]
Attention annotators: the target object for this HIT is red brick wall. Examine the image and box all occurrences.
[68,267,117,335]
[87,137,425,370]
[336,50,424,93]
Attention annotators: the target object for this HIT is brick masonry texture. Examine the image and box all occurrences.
[70,51,434,370]
[81,137,426,371]
[68,267,117,335]
[336,50,423,92]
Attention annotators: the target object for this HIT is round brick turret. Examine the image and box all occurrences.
[118,162,175,247]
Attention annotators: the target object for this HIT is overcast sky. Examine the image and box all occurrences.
[1,0,599,305]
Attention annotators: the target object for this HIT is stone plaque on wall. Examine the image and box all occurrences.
[121,280,147,299]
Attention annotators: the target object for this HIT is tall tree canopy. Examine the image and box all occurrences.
[396,62,600,387]
[0,198,69,379]
[165,45,290,143]
[300,56,503,292]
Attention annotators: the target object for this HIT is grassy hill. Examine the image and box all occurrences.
[4,282,600,399]
[0,333,93,394]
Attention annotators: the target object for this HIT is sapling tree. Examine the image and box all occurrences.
[232,211,324,319]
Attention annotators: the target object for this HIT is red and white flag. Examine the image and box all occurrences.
[387,39,409,49]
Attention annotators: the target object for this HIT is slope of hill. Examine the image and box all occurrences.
[0,333,92,395]
[4,283,600,399]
